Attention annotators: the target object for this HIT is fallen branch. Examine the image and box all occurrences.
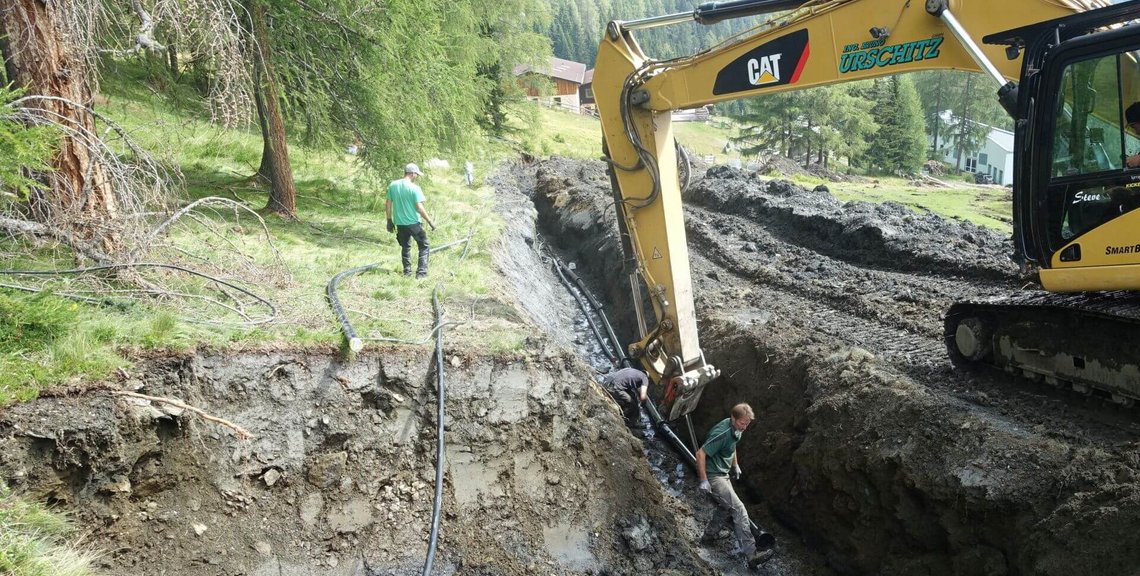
[0,214,115,264]
[113,390,253,440]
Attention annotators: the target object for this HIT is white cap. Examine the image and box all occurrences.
[405,163,423,176]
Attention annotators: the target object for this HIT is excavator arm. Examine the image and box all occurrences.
[595,0,1103,420]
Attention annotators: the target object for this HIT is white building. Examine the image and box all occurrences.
[930,111,1014,185]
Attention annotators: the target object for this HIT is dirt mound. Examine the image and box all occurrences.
[0,348,713,575]
[687,165,1018,282]
[754,154,811,179]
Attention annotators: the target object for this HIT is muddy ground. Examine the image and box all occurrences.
[519,157,1140,576]
[2,156,1140,575]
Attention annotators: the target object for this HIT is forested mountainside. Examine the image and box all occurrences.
[549,0,768,65]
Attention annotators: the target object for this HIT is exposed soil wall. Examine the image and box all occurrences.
[0,347,713,575]
[523,157,1140,576]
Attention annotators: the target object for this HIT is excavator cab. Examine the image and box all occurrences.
[1010,6,1140,291]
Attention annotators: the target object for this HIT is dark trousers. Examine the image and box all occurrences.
[610,389,641,422]
[396,224,430,277]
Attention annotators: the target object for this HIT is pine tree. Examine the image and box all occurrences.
[866,75,925,175]
[914,70,1009,169]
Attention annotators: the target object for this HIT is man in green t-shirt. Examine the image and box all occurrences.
[697,403,771,569]
[386,163,436,278]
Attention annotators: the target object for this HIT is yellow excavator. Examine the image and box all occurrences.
[595,0,1140,420]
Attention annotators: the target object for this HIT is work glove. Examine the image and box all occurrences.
[698,480,711,494]
[386,219,395,233]
[731,464,742,481]
[428,221,437,232]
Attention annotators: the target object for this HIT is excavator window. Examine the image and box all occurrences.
[1047,47,1140,246]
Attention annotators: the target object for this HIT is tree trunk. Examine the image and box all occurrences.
[253,77,273,183]
[955,74,973,172]
[1,0,118,252]
[0,17,17,85]
[247,0,296,217]
[167,36,179,76]
[804,119,813,169]
[931,72,943,158]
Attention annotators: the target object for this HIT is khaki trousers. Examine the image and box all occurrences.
[702,475,755,555]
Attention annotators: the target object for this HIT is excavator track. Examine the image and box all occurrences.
[945,291,1140,407]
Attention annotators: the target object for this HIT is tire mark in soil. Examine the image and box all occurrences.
[684,208,1140,443]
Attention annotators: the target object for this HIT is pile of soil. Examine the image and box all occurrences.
[523,157,1140,576]
[0,348,713,575]
[686,166,1018,282]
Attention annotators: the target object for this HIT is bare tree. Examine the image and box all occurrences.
[0,0,251,254]
[1,1,119,252]
[246,0,296,218]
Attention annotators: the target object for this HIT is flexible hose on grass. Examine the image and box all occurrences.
[327,231,472,351]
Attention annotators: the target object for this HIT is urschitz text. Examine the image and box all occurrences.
[839,36,943,73]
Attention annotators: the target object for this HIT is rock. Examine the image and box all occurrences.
[307,452,347,488]
[192,523,207,536]
[622,517,653,552]
[450,356,462,368]
[254,541,272,556]
[100,476,132,495]
[300,492,324,526]
[263,469,282,487]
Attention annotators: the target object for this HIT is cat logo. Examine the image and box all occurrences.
[748,54,782,85]
[714,29,809,96]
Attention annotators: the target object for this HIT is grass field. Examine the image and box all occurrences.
[0,79,1011,405]
[519,106,1011,230]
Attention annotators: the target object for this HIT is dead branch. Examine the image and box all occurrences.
[114,390,253,439]
[0,215,116,264]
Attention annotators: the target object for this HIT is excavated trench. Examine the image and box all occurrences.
[519,157,1140,576]
[2,156,1140,576]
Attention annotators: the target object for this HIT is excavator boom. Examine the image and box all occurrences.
[595,0,1127,419]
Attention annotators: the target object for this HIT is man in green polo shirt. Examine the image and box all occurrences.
[697,402,771,569]
[386,163,436,278]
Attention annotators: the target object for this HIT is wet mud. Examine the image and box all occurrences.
[521,157,1140,576]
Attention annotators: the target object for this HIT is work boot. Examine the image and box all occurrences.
[747,549,775,569]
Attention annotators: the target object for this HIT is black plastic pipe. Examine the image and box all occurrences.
[563,266,625,363]
[553,257,618,363]
[328,234,470,352]
[422,288,446,575]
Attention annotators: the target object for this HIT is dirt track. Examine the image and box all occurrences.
[1,156,1139,575]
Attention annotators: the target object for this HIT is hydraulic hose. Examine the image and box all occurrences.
[422,287,446,575]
